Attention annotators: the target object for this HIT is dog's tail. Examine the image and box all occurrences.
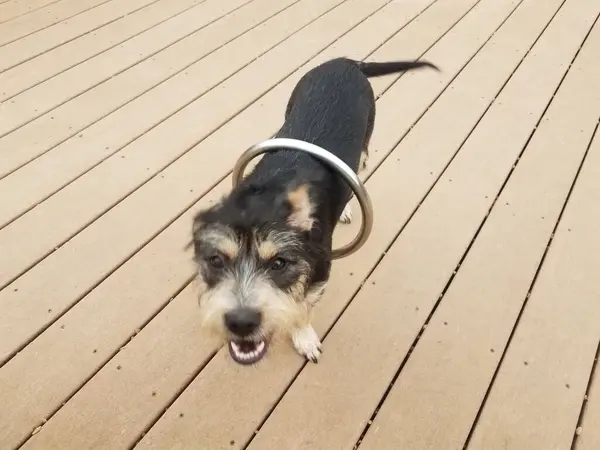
[357,60,439,78]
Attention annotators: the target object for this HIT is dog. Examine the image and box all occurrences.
[191,57,438,365]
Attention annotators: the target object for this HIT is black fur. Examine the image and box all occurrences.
[193,57,438,290]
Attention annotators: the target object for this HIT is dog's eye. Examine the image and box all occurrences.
[208,255,225,269]
[270,258,287,271]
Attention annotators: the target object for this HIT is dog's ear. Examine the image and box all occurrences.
[191,200,222,239]
[192,211,205,234]
[286,183,315,231]
[192,192,230,232]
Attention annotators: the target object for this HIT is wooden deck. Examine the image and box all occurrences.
[0,0,599,448]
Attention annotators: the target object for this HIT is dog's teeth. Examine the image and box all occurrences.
[230,340,266,363]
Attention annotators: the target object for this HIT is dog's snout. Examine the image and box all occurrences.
[224,308,262,337]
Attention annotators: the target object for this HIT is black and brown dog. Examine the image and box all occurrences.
[191,57,438,365]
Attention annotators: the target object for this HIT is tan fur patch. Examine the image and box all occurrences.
[288,274,308,302]
[287,184,314,230]
[203,227,239,259]
[196,276,237,338]
[257,239,278,261]
[305,282,327,306]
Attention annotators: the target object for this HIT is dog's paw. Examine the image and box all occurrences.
[360,153,368,172]
[292,325,322,363]
[339,204,353,224]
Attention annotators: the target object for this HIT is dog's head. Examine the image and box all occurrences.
[191,181,330,365]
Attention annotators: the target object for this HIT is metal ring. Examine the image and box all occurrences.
[232,138,373,259]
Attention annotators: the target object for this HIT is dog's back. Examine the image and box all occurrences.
[280,58,377,164]
[246,58,437,217]
[267,57,437,170]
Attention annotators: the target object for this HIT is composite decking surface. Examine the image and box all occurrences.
[0,0,599,448]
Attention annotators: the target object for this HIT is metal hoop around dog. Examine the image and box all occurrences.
[232,138,373,259]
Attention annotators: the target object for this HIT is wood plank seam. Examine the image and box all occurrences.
[245,0,576,446]
[0,0,114,48]
[0,0,446,233]
[17,0,461,442]
[0,0,252,138]
[234,0,598,447]
[0,0,334,181]
[353,3,600,447]
[23,277,208,450]
[0,0,412,388]
[458,18,600,448]
[0,0,430,231]
[0,0,426,444]
[0,0,516,380]
[361,0,517,183]
[0,0,467,362]
[0,0,63,25]
[359,2,577,440]
[461,120,600,448]
[131,0,572,444]
[0,0,389,290]
[0,0,205,92]
[572,337,600,448]
[0,0,403,374]
[27,0,552,438]
[464,103,600,447]
[0,0,278,178]
[0,0,303,216]
[0,0,450,442]
[0,0,502,376]
[0,0,321,262]
[0,0,108,36]
[464,120,600,449]
[0,0,180,76]
[127,290,220,449]
[240,5,535,443]
[0,0,346,358]
[0,0,481,295]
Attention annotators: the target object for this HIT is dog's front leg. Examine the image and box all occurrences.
[290,295,323,363]
[339,147,369,225]
[291,322,322,363]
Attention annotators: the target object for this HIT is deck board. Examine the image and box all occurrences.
[0,0,154,67]
[19,0,479,446]
[466,48,600,448]
[1,0,599,448]
[0,0,406,446]
[0,0,390,364]
[245,0,593,447]
[0,0,184,134]
[136,0,551,447]
[0,0,110,46]
[578,349,600,449]
[0,0,203,100]
[0,0,62,24]
[0,0,251,171]
[0,0,294,223]
[359,2,600,448]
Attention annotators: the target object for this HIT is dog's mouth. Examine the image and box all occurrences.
[227,338,268,365]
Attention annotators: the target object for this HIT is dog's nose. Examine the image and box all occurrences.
[224,308,261,337]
